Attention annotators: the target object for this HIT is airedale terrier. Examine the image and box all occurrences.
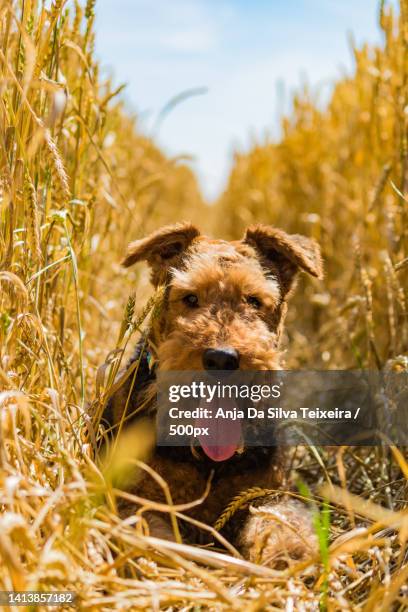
[105,221,323,567]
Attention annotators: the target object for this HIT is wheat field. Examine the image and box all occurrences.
[0,0,407,610]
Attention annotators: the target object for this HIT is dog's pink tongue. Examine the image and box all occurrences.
[196,398,241,462]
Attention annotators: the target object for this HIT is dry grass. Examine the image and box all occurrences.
[0,0,407,610]
[216,1,408,372]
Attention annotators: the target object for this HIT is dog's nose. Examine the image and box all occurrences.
[202,347,240,370]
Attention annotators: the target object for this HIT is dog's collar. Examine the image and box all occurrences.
[146,348,157,373]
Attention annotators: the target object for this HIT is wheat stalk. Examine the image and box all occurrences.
[23,167,42,264]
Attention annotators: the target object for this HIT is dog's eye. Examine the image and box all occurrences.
[183,294,199,308]
[246,295,262,309]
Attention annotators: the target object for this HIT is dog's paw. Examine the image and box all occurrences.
[143,512,177,541]
[238,498,318,568]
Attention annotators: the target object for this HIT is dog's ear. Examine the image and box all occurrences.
[122,222,200,285]
[243,224,323,295]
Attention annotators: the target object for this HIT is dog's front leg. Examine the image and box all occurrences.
[237,497,318,568]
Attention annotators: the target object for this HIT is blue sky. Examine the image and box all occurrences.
[94,0,384,200]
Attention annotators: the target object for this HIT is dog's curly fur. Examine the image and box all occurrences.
[105,221,323,567]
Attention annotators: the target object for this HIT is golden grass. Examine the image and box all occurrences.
[215,2,408,372]
[0,0,407,610]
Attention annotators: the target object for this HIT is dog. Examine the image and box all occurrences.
[104,221,323,567]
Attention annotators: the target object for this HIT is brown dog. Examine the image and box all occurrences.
[105,221,323,567]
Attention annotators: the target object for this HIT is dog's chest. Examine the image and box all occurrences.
[134,449,282,528]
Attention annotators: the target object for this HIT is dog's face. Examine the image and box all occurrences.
[122,222,322,371]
